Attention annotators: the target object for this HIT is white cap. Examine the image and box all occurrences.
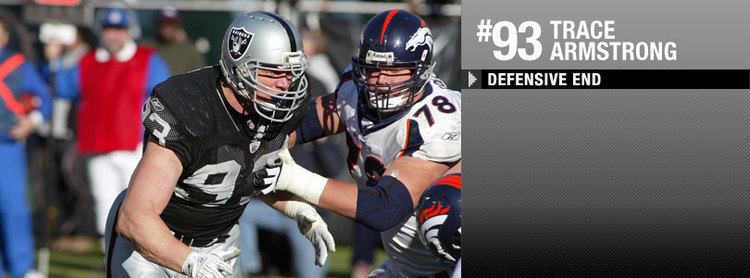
[39,23,77,45]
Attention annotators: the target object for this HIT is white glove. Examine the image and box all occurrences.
[285,199,336,266]
[263,148,328,204]
[252,155,282,195]
[181,248,241,278]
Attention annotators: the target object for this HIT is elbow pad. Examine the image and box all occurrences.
[355,176,414,232]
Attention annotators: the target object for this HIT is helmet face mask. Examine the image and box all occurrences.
[353,9,435,121]
[352,60,432,117]
[220,12,308,124]
[235,54,308,122]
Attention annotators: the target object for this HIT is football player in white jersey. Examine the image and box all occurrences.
[257,9,461,277]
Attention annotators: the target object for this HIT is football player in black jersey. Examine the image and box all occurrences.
[103,12,335,278]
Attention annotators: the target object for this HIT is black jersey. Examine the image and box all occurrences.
[141,65,309,240]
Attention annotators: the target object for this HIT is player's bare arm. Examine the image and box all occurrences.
[116,140,192,272]
[265,146,456,231]
[318,156,453,219]
[445,160,462,175]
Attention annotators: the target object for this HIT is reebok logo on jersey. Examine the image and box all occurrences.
[151,98,165,111]
[441,132,460,141]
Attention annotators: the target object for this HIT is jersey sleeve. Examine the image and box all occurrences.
[403,91,461,163]
[20,61,52,120]
[54,64,81,101]
[142,85,204,167]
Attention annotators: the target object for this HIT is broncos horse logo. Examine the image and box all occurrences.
[418,200,456,262]
[405,27,433,52]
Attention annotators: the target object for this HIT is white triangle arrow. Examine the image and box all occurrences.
[468,71,477,87]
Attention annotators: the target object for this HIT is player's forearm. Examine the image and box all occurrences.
[274,165,358,219]
[258,193,294,214]
[320,176,415,231]
[117,208,192,273]
[274,150,410,230]
[262,192,334,220]
[287,174,408,231]
[318,179,358,219]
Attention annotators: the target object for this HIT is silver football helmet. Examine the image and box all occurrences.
[219,12,308,123]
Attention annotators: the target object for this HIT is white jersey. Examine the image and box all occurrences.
[337,71,461,276]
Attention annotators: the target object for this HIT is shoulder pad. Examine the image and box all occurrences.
[335,65,354,93]
[403,87,461,162]
[149,69,216,137]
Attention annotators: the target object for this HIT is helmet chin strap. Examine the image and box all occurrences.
[369,65,432,116]
[223,79,254,115]
[225,82,272,141]
[420,62,436,80]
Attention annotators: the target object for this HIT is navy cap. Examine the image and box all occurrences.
[100,8,131,29]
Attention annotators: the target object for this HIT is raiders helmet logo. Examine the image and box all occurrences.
[229,27,254,60]
[405,27,433,52]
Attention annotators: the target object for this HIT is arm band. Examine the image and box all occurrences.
[355,176,414,232]
[295,102,326,145]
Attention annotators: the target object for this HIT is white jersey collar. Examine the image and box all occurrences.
[95,40,137,62]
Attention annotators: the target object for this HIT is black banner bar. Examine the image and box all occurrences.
[462,70,750,89]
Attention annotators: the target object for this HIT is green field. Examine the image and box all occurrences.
[47,246,386,278]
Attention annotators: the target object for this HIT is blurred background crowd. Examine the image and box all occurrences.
[0,0,459,277]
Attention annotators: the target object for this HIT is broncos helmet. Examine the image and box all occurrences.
[352,9,435,120]
[417,173,461,264]
[219,12,308,123]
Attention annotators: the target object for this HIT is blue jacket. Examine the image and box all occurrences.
[0,48,52,141]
